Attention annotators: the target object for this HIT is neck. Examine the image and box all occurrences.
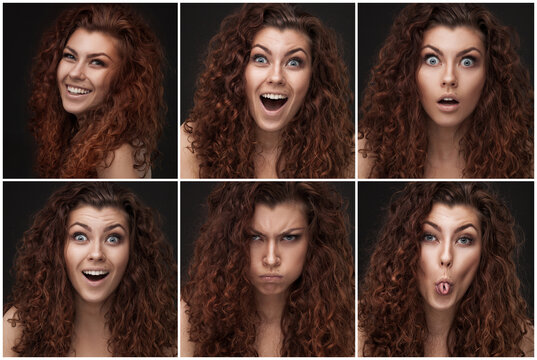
[74,296,109,336]
[255,291,287,324]
[427,121,464,160]
[423,303,457,356]
[255,127,282,154]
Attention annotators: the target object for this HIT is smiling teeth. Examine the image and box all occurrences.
[67,86,91,95]
[83,270,109,276]
[262,94,287,100]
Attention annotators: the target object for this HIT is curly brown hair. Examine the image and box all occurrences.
[29,4,165,178]
[359,4,533,178]
[184,4,354,178]
[182,182,354,356]
[4,183,177,356]
[359,182,531,356]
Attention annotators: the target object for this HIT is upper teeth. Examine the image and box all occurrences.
[443,98,454,101]
[83,270,109,276]
[68,86,91,95]
[262,94,287,100]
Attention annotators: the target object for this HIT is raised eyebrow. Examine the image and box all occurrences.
[64,46,113,61]
[104,223,127,233]
[421,44,482,58]
[251,45,309,59]
[68,222,91,232]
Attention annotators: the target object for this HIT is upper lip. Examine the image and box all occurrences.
[82,268,110,272]
[260,273,282,277]
[260,92,288,97]
[437,94,459,103]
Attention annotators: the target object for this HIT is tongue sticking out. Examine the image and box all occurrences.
[436,282,451,295]
[261,96,287,111]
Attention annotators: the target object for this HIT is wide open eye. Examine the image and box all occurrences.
[424,54,440,66]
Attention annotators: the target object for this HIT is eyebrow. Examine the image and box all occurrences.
[251,44,310,59]
[250,227,306,237]
[68,222,127,233]
[421,44,483,57]
[65,46,113,61]
[423,220,478,234]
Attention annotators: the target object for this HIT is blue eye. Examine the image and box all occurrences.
[63,52,75,61]
[282,234,298,242]
[253,55,268,64]
[90,59,105,66]
[251,234,262,241]
[425,55,440,66]
[423,234,436,242]
[287,58,302,67]
[106,235,120,244]
[461,57,475,67]
[73,233,88,242]
[457,236,473,245]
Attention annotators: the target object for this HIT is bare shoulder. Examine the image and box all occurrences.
[357,319,366,357]
[97,143,151,179]
[3,307,22,356]
[180,123,200,179]
[180,299,195,356]
[520,323,534,356]
[357,137,375,179]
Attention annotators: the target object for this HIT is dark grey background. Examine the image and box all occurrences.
[3,181,178,305]
[358,181,534,320]
[3,3,178,178]
[181,181,355,286]
[181,3,355,125]
[358,3,534,105]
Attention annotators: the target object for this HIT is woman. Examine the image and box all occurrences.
[181,182,355,356]
[358,182,533,356]
[358,4,533,178]
[181,3,354,178]
[3,182,177,356]
[29,4,166,178]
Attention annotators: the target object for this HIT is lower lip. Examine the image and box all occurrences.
[260,276,283,283]
[437,102,460,112]
[83,273,109,287]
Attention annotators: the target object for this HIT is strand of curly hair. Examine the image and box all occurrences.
[359,4,533,178]
[4,183,177,356]
[29,4,165,178]
[359,182,531,356]
[184,4,354,178]
[182,182,355,355]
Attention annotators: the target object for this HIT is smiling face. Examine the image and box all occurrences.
[64,205,130,306]
[244,26,312,136]
[418,203,482,312]
[57,28,120,119]
[416,25,486,129]
[248,201,309,297]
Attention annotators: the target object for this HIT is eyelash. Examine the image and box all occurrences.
[62,52,106,66]
[422,232,474,245]
[423,53,477,67]
[250,233,301,242]
[71,232,122,244]
[251,54,304,67]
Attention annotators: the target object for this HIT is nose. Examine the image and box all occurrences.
[267,63,285,85]
[68,61,86,81]
[88,241,105,262]
[439,241,453,268]
[441,62,457,88]
[262,239,281,267]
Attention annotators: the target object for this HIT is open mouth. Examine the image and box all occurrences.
[437,97,459,105]
[260,93,288,111]
[82,270,109,282]
[67,85,92,95]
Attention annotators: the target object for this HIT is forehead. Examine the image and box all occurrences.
[66,28,119,55]
[251,26,311,53]
[68,205,128,227]
[425,203,481,232]
[421,25,485,52]
[251,201,307,229]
